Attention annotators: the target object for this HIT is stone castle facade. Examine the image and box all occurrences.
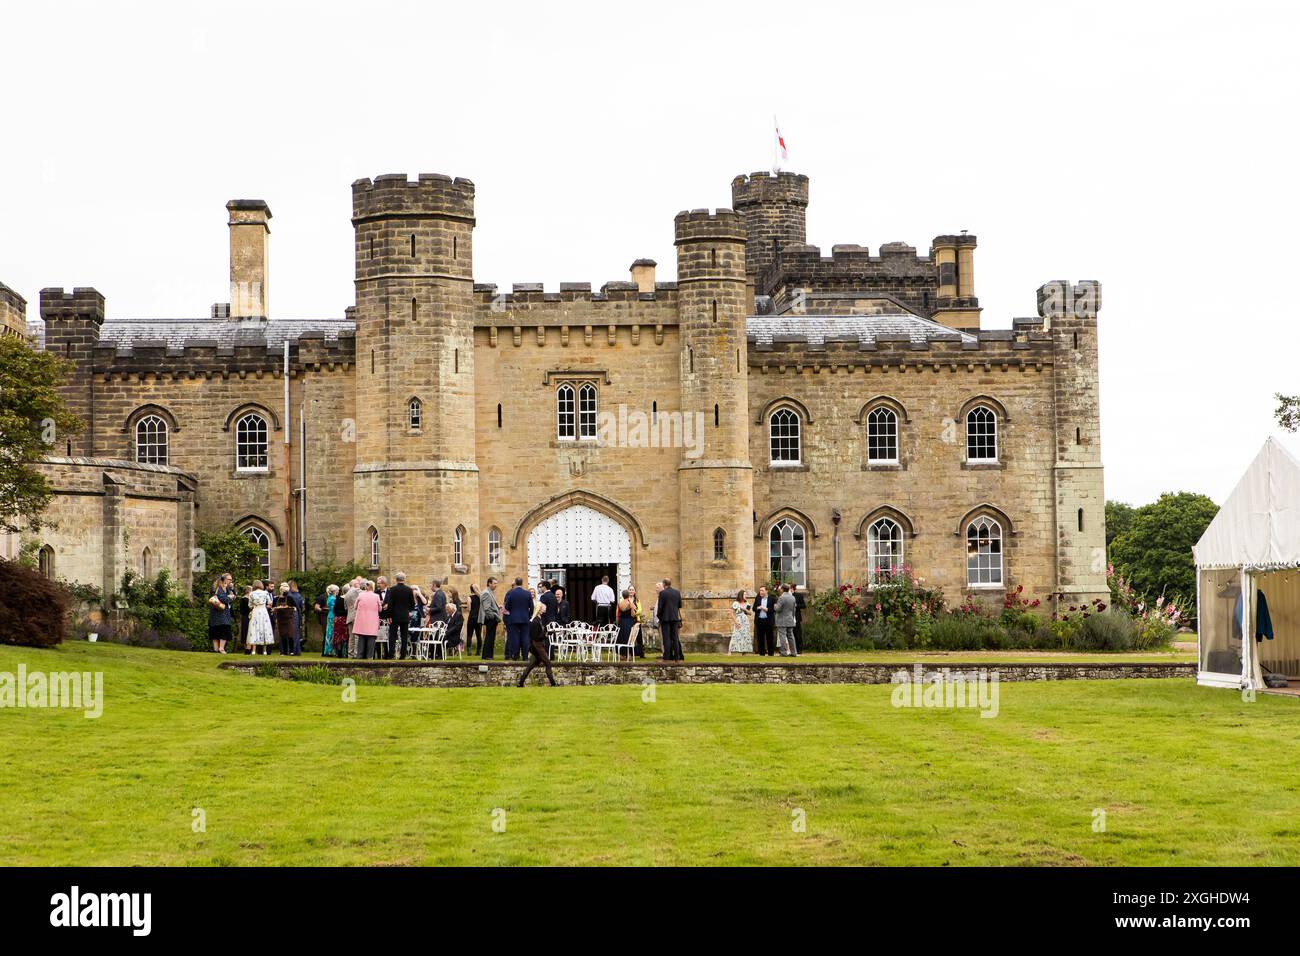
[9,169,1108,637]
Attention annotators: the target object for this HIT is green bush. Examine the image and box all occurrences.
[118,569,208,651]
[0,558,69,647]
[928,614,1004,651]
[1078,609,1137,651]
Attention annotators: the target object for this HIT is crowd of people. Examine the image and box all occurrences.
[726,583,806,656]
[207,571,806,669]
[205,571,712,682]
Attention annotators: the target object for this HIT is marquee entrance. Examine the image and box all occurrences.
[527,504,632,624]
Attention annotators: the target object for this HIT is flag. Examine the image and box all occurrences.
[776,121,788,161]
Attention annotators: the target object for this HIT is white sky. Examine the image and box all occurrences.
[2,0,1297,506]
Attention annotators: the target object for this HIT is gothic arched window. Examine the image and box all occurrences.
[966,516,1003,587]
[769,408,801,465]
[768,518,806,587]
[867,518,903,584]
[965,405,998,463]
[235,413,269,472]
[135,414,169,465]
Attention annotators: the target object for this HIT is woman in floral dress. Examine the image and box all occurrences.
[246,581,275,654]
[728,589,753,654]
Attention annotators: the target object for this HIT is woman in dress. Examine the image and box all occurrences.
[728,589,753,655]
[627,585,646,658]
[466,584,482,655]
[238,585,252,652]
[353,580,382,660]
[246,580,275,654]
[616,589,635,652]
[208,574,234,654]
[331,584,351,659]
[322,584,340,657]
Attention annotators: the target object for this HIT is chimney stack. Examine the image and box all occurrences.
[227,199,271,319]
[629,258,656,293]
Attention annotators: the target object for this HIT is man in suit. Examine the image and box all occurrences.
[428,578,448,626]
[479,576,502,660]
[787,580,805,657]
[383,571,416,659]
[539,580,559,627]
[774,584,797,656]
[655,577,684,662]
[503,576,534,661]
[752,585,775,656]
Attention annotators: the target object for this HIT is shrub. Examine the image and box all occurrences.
[1078,609,1137,651]
[928,614,1004,651]
[116,569,206,651]
[0,558,68,647]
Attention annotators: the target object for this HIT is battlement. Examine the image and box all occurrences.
[473,279,679,307]
[351,173,476,222]
[1036,279,1102,321]
[730,171,810,207]
[747,327,1053,362]
[0,281,25,312]
[39,287,105,323]
[673,208,747,244]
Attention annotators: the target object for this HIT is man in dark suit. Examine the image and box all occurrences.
[428,579,448,626]
[383,572,416,659]
[752,585,775,656]
[655,577,684,662]
[503,576,533,661]
[539,580,559,626]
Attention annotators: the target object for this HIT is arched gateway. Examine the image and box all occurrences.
[526,505,632,624]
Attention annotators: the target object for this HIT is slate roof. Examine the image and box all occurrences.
[92,317,355,353]
[745,313,976,346]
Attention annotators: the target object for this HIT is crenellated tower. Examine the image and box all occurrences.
[40,287,104,456]
[674,209,755,636]
[1040,279,1108,605]
[730,171,809,298]
[351,173,479,589]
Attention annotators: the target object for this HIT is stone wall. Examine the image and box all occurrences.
[27,458,195,597]
[222,657,1196,687]
[748,335,1060,602]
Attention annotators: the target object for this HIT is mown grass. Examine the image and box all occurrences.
[0,640,1293,866]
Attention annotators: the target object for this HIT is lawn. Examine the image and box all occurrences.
[0,640,1295,866]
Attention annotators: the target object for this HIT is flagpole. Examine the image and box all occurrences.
[772,115,779,174]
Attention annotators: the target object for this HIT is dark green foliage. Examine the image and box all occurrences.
[0,558,68,646]
[1107,491,1219,611]
[191,528,264,601]
[0,336,83,535]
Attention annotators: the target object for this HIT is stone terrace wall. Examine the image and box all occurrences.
[223,658,1195,687]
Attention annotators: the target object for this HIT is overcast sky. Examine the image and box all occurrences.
[2,0,1297,506]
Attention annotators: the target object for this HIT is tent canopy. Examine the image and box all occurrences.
[1194,438,1300,688]
[1194,438,1300,572]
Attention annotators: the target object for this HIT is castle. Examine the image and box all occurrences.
[4,169,1107,639]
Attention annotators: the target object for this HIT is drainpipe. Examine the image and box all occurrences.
[299,402,307,571]
[832,509,842,590]
[283,340,292,576]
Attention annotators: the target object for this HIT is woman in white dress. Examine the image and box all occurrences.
[728,589,753,654]
[246,580,275,654]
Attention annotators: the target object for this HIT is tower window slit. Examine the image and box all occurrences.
[410,234,416,257]
[497,404,502,428]
[714,404,719,427]
[711,300,717,324]
[1077,508,1085,532]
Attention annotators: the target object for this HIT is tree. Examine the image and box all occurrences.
[1277,393,1300,433]
[1104,500,1134,549]
[0,336,82,534]
[1108,492,1219,611]
[192,528,264,600]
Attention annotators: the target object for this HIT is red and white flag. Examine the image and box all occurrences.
[774,118,788,170]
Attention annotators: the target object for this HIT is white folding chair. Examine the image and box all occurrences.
[428,621,448,660]
[617,623,640,661]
